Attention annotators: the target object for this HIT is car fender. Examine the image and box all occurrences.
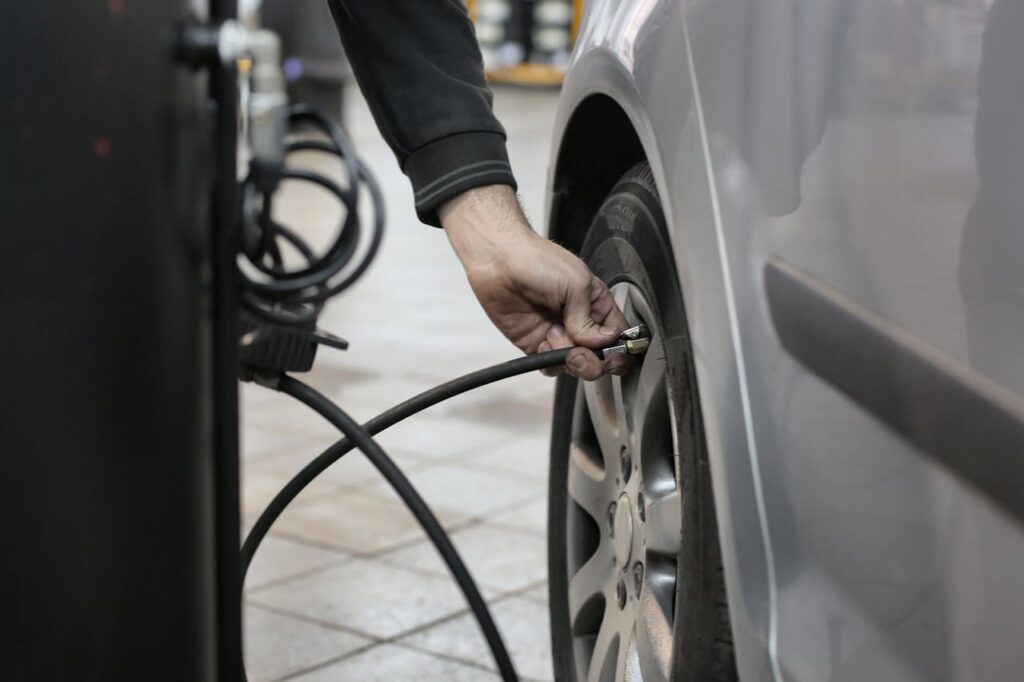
[546,6,780,680]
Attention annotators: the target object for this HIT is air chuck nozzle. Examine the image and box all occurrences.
[597,325,652,359]
[625,337,650,355]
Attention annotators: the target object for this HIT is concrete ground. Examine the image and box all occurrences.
[241,86,563,681]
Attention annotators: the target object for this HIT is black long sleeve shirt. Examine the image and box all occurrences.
[327,0,517,226]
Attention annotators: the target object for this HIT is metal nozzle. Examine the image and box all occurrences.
[598,324,651,358]
[625,337,650,354]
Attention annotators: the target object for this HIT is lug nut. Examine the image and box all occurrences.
[633,563,644,597]
[617,580,627,609]
[620,447,632,483]
[607,501,617,536]
[637,491,646,522]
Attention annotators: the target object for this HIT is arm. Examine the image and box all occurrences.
[329,2,627,378]
[329,0,515,225]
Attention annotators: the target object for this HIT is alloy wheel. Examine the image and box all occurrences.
[565,282,681,682]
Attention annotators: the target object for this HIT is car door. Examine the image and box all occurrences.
[688,0,1024,679]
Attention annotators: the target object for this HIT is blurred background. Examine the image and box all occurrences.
[239,2,578,680]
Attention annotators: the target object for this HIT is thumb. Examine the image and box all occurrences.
[564,276,623,348]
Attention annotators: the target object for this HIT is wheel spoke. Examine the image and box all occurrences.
[587,603,621,682]
[615,284,635,321]
[611,373,631,452]
[569,539,614,629]
[568,442,613,520]
[629,331,667,455]
[645,489,682,556]
[636,587,673,682]
[583,377,622,465]
[623,631,644,682]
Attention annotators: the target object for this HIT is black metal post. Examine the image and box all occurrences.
[208,0,245,679]
[0,1,233,679]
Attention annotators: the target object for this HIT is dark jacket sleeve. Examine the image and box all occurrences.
[328,0,517,226]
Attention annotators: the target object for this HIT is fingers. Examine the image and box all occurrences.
[564,275,628,349]
[542,320,634,382]
[589,276,630,333]
[565,347,605,381]
[537,339,562,377]
[540,325,601,380]
[539,325,571,377]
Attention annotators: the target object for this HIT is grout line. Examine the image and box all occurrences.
[355,491,548,560]
[389,641,503,677]
[244,556,354,595]
[391,585,555,681]
[356,516,485,558]
[270,642,380,682]
[485,519,547,539]
[369,529,549,591]
[455,459,548,485]
[250,574,556,680]
[245,600,380,642]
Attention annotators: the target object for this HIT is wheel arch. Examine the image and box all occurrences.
[546,92,649,254]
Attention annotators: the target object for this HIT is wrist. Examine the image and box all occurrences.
[439,185,536,269]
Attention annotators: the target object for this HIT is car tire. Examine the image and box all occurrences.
[548,162,737,682]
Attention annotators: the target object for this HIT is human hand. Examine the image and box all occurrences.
[439,185,629,380]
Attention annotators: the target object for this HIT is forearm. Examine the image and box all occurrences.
[440,185,537,271]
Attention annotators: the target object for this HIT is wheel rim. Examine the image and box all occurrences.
[566,282,681,682]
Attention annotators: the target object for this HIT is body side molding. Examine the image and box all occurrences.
[765,258,1024,524]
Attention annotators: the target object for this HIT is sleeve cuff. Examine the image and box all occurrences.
[404,131,518,226]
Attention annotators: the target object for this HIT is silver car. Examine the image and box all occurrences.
[543,1,1024,680]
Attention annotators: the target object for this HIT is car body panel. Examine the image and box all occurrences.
[547,0,1024,680]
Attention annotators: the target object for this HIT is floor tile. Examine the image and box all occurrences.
[251,559,468,639]
[241,467,344,522]
[400,596,554,682]
[519,581,550,607]
[327,373,450,415]
[488,496,549,536]
[241,424,324,462]
[244,536,350,591]
[366,463,543,519]
[271,486,467,554]
[463,434,553,481]
[243,604,371,682]
[289,643,497,681]
[447,380,555,434]
[371,414,515,461]
[379,522,547,594]
[258,443,433,489]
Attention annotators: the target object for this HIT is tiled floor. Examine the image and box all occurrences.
[240,86,563,681]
